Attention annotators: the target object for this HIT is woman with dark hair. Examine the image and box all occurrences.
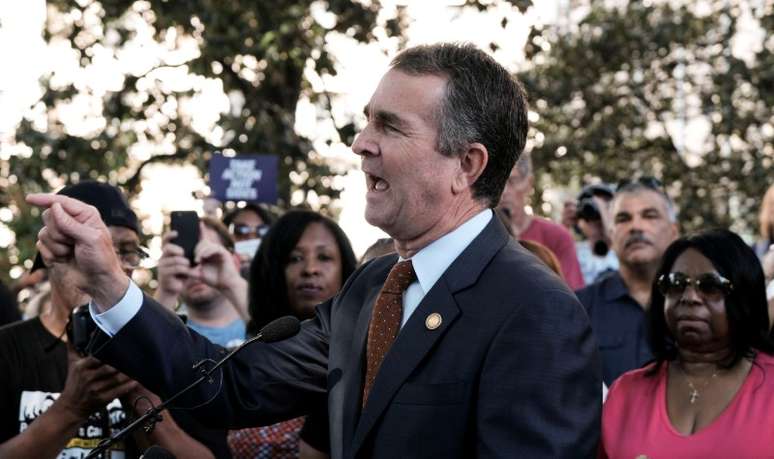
[229,209,357,459]
[247,209,357,333]
[600,229,774,458]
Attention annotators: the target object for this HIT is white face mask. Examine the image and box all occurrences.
[234,238,262,261]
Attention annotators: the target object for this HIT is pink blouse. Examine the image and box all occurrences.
[600,352,774,459]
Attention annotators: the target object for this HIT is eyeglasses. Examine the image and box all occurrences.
[616,176,663,192]
[114,247,149,269]
[230,223,270,238]
[657,272,733,301]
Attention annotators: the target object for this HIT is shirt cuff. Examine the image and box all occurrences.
[89,281,144,337]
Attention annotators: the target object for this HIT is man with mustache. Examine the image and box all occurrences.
[576,179,679,387]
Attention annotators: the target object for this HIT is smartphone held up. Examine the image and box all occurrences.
[169,211,200,266]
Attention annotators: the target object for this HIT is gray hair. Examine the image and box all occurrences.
[614,183,678,223]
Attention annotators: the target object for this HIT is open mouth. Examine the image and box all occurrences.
[366,173,390,192]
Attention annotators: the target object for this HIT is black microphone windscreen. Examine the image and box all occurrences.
[259,316,301,343]
[141,445,176,459]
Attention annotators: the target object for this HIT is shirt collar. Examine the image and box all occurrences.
[401,209,492,295]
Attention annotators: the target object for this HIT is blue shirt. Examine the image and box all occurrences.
[575,240,618,285]
[575,271,653,386]
[187,318,246,349]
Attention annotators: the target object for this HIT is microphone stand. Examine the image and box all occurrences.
[85,332,269,459]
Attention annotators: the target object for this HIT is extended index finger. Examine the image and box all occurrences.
[27,193,90,213]
[28,194,105,239]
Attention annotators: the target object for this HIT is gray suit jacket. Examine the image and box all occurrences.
[95,217,601,458]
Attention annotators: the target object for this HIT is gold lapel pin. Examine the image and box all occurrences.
[425,312,442,330]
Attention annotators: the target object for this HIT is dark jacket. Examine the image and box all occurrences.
[95,217,601,458]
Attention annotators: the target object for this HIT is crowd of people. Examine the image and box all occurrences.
[0,42,773,458]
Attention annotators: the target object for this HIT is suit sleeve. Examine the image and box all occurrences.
[92,295,330,429]
[476,288,601,458]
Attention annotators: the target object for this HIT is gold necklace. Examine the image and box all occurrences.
[678,364,719,404]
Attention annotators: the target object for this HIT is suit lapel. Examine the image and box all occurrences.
[349,216,510,456]
[350,279,460,454]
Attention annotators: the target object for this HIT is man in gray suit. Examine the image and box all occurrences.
[29,43,601,458]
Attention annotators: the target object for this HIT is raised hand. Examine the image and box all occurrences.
[192,227,248,320]
[26,194,129,310]
[155,230,193,308]
[194,237,240,291]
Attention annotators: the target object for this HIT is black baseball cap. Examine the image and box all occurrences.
[31,180,141,272]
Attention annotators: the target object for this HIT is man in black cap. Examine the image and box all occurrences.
[0,181,223,458]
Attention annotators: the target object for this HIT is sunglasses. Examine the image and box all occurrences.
[616,176,663,192]
[657,272,733,300]
[230,223,270,238]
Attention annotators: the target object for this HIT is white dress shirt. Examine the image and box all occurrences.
[399,209,491,327]
[91,209,493,336]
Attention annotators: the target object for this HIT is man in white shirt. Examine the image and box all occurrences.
[29,43,601,459]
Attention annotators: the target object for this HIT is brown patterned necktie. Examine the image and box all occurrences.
[362,259,416,407]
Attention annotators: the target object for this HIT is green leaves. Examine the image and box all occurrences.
[4,0,398,283]
[520,1,773,236]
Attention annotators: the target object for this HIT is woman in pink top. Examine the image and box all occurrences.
[600,229,774,459]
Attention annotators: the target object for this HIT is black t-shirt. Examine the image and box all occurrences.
[0,280,21,327]
[0,318,231,458]
[0,317,140,457]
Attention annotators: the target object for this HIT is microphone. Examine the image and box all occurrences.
[85,316,301,459]
[592,239,610,256]
[190,315,301,378]
[258,316,301,343]
[141,446,175,459]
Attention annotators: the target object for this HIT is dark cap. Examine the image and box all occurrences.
[31,180,140,272]
[578,183,614,201]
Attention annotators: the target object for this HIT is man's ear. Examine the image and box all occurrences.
[452,143,488,195]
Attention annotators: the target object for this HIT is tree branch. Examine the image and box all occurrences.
[121,149,192,193]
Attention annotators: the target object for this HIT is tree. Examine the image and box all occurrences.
[2,0,405,281]
[519,0,773,235]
